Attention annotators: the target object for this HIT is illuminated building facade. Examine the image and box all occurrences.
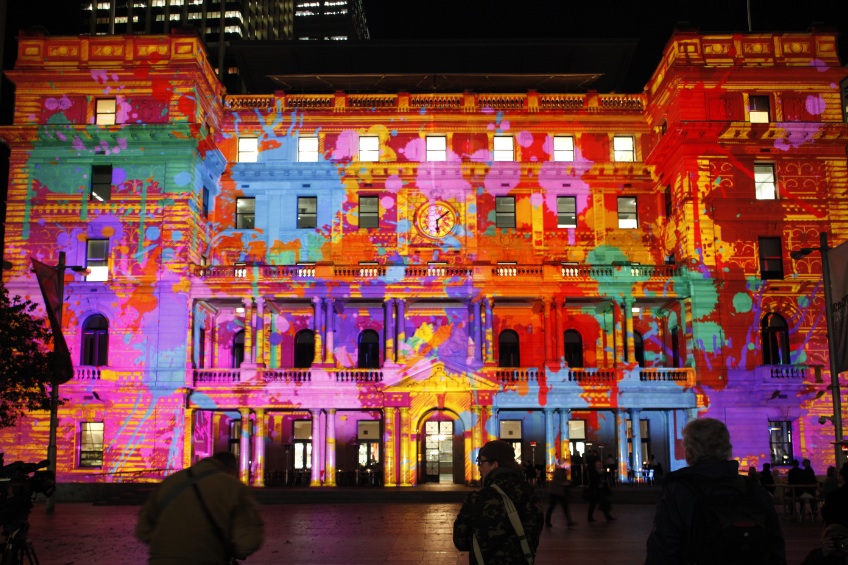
[1,30,846,487]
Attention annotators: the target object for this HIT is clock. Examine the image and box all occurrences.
[415,201,457,239]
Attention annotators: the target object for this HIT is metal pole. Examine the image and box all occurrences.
[819,232,846,468]
[45,252,66,514]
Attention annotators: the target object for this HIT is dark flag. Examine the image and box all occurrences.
[828,239,848,375]
[31,258,74,384]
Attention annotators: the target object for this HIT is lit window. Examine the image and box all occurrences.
[95,99,116,125]
[90,165,112,202]
[493,135,514,162]
[496,196,515,228]
[557,196,576,228]
[80,422,104,467]
[298,137,319,162]
[750,95,771,123]
[759,236,783,280]
[553,136,574,161]
[426,135,446,161]
[238,137,258,163]
[298,196,317,228]
[81,314,108,366]
[86,239,109,281]
[359,136,379,162]
[617,197,637,229]
[236,197,255,229]
[754,163,776,200]
[768,420,793,466]
[359,196,379,228]
[613,136,635,162]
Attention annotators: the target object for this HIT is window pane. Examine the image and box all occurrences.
[750,96,770,123]
[80,422,104,467]
[359,196,379,228]
[496,196,515,228]
[238,137,258,163]
[298,196,317,228]
[769,420,792,465]
[426,136,447,161]
[754,164,776,200]
[557,196,576,228]
[493,136,514,162]
[613,136,634,162]
[96,99,116,125]
[618,197,637,229]
[553,136,574,161]
[86,240,109,281]
[759,236,783,279]
[359,136,379,161]
[91,165,112,202]
[236,197,255,229]
[298,137,319,162]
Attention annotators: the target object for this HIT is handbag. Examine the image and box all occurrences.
[187,468,239,565]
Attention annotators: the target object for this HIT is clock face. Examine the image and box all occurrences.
[416,202,457,239]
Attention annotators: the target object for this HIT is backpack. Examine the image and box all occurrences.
[679,475,771,565]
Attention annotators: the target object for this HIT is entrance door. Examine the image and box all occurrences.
[424,421,453,483]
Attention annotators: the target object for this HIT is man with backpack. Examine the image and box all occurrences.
[644,417,785,564]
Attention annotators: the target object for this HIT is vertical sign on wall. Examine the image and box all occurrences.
[828,239,848,374]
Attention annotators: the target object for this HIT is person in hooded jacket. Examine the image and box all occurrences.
[453,440,543,564]
[644,418,785,565]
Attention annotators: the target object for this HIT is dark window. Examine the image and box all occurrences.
[664,188,673,218]
[496,196,515,228]
[670,327,680,368]
[769,420,793,466]
[298,196,317,229]
[294,330,315,368]
[634,331,645,367]
[750,95,771,122]
[359,196,379,229]
[232,331,245,368]
[202,186,210,218]
[358,329,380,368]
[236,197,255,229]
[498,330,520,367]
[762,313,790,365]
[557,196,576,228]
[81,314,108,366]
[759,237,783,280]
[91,165,112,202]
[564,329,583,368]
[198,328,206,369]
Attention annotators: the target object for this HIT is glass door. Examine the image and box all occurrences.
[424,420,453,483]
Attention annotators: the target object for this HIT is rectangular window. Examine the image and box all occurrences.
[768,420,793,466]
[236,197,255,229]
[202,186,210,218]
[298,137,319,162]
[617,197,638,229]
[664,187,673,218]
[493,135,514,162]
[754,163,777,200]
[426,135,447,161]
[86,239,109,281]
[95,99,116,125]
[495,196,515,228]
[613,136,635,162]
[553,135,574,161]
[750,95,771,123]
[237,137,258,163]
[80,422,104,467]
[297,196,317,228]
[359,196,379,228]
[359,136,379,162]
[557,196,577,228]
[759,236,783,280]
[90,165,112,202]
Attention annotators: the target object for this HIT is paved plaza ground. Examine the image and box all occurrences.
[23,493,824,564]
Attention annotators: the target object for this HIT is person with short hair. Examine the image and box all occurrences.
[644,418,785,564]
[822,463,848,528]
[453,440,543,564]
[136,452,265,564]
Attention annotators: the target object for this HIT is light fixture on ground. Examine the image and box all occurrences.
[790,232,846,469]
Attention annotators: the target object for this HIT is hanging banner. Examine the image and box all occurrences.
[828,239,848,375]
[31,258,74,384]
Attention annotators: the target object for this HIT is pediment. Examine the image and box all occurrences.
[384,359,499,393]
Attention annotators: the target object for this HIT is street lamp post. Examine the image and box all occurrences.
[791,231,846,469]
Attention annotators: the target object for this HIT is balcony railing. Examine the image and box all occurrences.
[264,370,311,383]
[331,369,383,383]
[639,367,695,386]
[193,369,241,384]
[491,368,544,382]
[754,364,811,380]
[567,368,619,384]
[74,366,102,380]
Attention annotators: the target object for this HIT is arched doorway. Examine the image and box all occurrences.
[419,410,464,484]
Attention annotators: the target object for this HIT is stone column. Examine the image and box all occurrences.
[242,298,254,365]
[312,297,324,365]
[545,408,555,479]
[559,409,570,469]
[253,408,266,487]
[270,311,279,369]
[555,298,564,366]
[543,298,553,364]
[490,407,499,444]
[325,298,335,365]
[400,407,411,486]
[184,407,196,468]
[613,300,624,366]
[624,297,635,364]
[616,409,629,484]
[396,299,406,363]
[384,407,397,487]
[484,297,494,363]
[325,409,336,487]
[384,298,395,364]
[683,295,695,367]
[238,407,251,484]
[472,405,483,484]
[310,409,322,486]
[255,297,266,368]
[211,313,219,368]
[473,299,483,363]
[630,408,643,480]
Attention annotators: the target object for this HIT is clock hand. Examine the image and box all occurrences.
[436,211,450,221]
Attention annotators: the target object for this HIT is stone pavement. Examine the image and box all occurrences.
[23,497,823,564]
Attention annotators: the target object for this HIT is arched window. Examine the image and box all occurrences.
[81,314,108,366]
[294,330,315,368]
[498,330,520,367]
[358,330,380,368]
[564,329,583,368]
[232,331,245,368]
[762,313,790,365]
[634,331,645,367]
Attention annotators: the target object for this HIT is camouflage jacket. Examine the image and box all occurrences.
[453,466,543,565]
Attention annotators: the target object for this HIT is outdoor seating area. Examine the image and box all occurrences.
[772,483,824,521]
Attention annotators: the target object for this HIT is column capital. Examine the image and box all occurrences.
[312,296,322,305]
[242,297,253,308]
[255,296,265,308]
